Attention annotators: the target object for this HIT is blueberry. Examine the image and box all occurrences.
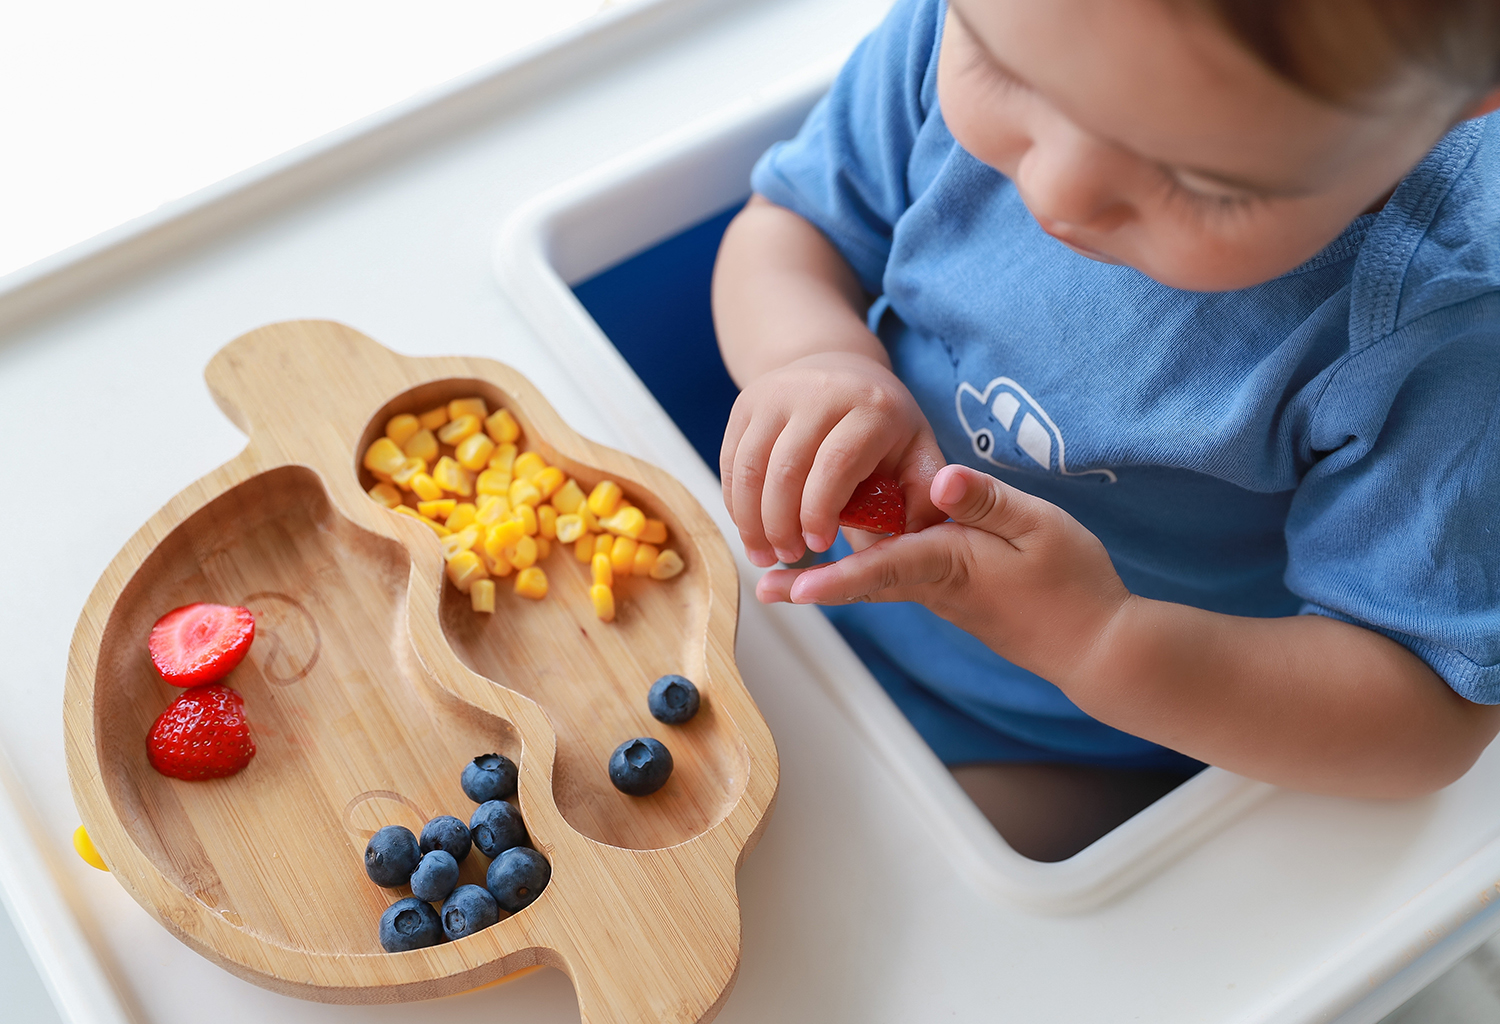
[410,849,460,903]
[647,675,700,724]
[468,799,528,858]
[441,884,499,940]
[608,737,673,796]
[364,825,421,887]
[486,846,551,913]
[379,896,443,952]
[461,753,518,803]
[419,815,472,863]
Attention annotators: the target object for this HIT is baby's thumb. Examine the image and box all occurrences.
[929,465,1045,540]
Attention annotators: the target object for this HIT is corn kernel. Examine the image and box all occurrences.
[650,549,685,580]
[438,414,481,446]
[449,397,488,421]
[515,504,538,536]
[555,513,585,544]
[454,433,495,472]
[575,535,594,562]
[610,536,638,576]
[601,506,646,539]
[633,542,660,577]
[589,583,615,622]
[536,537,552,560]
[368,482,403,508]
[446,503,478,532]
[505,535,539,570]
[394,504,451,537]
[476,469,511,496]
[641,518,669,545]
[587,480,623,518]
[593,534,614,559]
[410,472,443,502]
[485,408,521,445]
[488,443,518,473]
[509,478,542,508]
[440,524,482,560]
[551,478,586,515]
[402,428,439,463]
[534,466,565,500]
[446,550,488,593]
[487,553,514,578]
[364,437,406,479]
[514,566,548,600]
[470,578,496,613]
[385,413,421,447]
[418,498,456,520]
[538,505,558,540]
[418,406,449,431]
[592,553,613,588]
[513,451,547,482]
[475,494,511,526]
[578,504,600,533]
[484,519,526,556]
[392,457,426,490]
[433,456,474,497]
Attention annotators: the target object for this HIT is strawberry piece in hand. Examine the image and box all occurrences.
[838,473,906,535]
[149,603,255,686]
[146,684,256,780]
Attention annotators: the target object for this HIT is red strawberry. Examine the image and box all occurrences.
[838,473,907,535]
[149,603,255,686]
[146,684,256,780]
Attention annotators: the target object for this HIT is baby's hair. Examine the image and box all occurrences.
[1191,0,1500,104]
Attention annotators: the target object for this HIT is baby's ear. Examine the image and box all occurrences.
[1462,85,1500,121]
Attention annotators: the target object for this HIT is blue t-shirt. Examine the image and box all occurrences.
[750,0,1500,768]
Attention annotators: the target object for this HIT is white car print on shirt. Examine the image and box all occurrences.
[955,377,1118,483]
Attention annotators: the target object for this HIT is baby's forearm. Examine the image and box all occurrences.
[713,195,888,385]
[1072,599,1500,797]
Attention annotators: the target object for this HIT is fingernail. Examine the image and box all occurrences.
[804,532,832,553]
[774,548,802,565]
[933,468,967,506]
[746,547,778,568]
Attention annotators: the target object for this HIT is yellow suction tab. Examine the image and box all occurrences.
[74,825,108,871]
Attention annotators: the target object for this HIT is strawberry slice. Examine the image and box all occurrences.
[146,683,256,780]
[149,603,256,686]
[838,473,907,535]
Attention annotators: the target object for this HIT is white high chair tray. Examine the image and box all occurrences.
[1,0,1497,1022]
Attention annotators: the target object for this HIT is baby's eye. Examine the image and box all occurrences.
[1160,168,1264,217]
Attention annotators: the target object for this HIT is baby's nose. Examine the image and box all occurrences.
[1015,122,1132,234]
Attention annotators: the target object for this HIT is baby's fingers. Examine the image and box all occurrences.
[727,414,788,568]
[761,412,842,564]
[783,530,960,605]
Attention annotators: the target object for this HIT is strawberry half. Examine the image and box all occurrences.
[149,603,255,686]
[146,684,256,780]
[838,473,906,535]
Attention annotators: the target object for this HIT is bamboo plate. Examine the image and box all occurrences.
[64,320,778,1021]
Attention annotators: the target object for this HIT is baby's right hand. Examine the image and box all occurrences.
[720,350,947,567]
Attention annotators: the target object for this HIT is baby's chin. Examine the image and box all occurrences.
[1048,232,1304,293]
[1053,236,1125,266]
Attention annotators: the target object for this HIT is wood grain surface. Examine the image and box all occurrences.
[64,321,778,1021]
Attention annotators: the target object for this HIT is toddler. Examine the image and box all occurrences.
[711,0,1500,842]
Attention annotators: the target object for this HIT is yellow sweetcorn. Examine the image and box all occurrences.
[589,583,615,622]
[633,542,660,577]
[551,478,586,515]
[593,534,614,559]
[446,502,478,532]
[534,466,565,500]
[578,504,600,533]
[440,524,482,560]
[485,518,526,556]
[488,443,518,473]
[385,413,421,447]
[368,482,403,508]
[476,469,511,496]
[433,456,474,497]
[515,566,548,600]
[438,414,481,446]
[574,535,594,562]
[610,536,638,576]
[587,480,623,518]
[392,457,426,490]
[601,506,646,539]
[418,406,449,431]
[446,550,488,593]
[537,504,558,540]
[364,437,406,480]
[514,503,538,537]
[475,494,511,527]
[418,498,456,520]
[555,513,585,544]
[470,578,496,613]
[410,472,443,502]
[641,518,669,545]
[485,408,521,445]
[402,428,439,464]
[591,553,613,588]
[449,397,488,421]
[650,549,685,580]
[509,478,542,509]
[513,451,547,482]
[487,552,514,578]
[536,537,552,561]
[395,504,451,536]
[455,433,496,472]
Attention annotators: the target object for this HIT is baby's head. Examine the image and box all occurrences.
[940,0,1500,290]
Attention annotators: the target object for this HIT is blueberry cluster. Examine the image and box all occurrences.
[606,674,701,797]
[370,753,552,953]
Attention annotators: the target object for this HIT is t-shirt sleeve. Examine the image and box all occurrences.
[749,0,944,294]
[1286,297,1500,703]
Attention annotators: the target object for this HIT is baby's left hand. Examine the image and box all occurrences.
[757,465,1133,685]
